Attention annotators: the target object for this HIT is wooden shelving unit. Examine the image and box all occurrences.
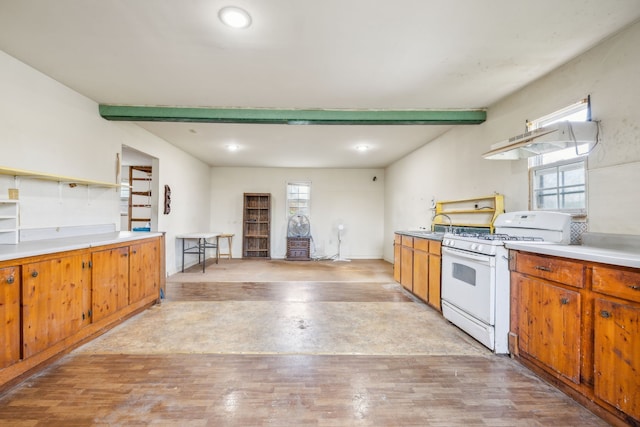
[128,166,152,231]
[433,194,505,232]
[242,193,271,259]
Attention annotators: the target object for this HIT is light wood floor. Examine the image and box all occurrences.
[0,259,610,426]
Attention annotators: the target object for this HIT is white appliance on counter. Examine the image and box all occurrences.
[440,211,572,354]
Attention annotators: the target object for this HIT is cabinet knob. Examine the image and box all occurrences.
[629,284,640,291]
[600,310,611,318]
[535,265,552,272]
[6,275,14,284]
[31,271,38,278]
[560,297,569,305]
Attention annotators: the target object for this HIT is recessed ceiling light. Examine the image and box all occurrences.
[355,145,369,152]
[226,144,240,152]
[218,6,252,29]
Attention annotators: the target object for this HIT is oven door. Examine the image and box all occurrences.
[441,246,496,325]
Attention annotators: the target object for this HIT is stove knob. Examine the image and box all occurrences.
[477,244,484,252]
[471,243,478,251]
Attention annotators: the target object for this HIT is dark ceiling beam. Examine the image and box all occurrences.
[99,105,486,125]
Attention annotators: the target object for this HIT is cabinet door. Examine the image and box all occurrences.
[516,275,581,383]
[129,240,160,303]
[22,255,86,358]
[400,246,413,292]
[413,248,429,301]
[428,253,441,311]
[0,266,20,368]
[594,298,640,420]
[92,247,129,322]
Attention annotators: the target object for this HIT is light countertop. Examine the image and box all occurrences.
[0,231,163,262]
[505,241,640,269]
[395,230,445,241]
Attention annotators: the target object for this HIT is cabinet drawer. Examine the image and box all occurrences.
[592,265,640,303]
[414,237,429,252]
[401,235,414,248]
[287,239,309,249]
[515,252,584,288]
[429,240,441,255]
[288,249,308,257]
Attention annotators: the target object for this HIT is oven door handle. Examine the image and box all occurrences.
[442,246,493,266]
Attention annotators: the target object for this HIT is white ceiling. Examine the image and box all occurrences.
[1,1,639,168]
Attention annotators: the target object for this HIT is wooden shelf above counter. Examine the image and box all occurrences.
[0,166,122,188]
[433,194,504,232]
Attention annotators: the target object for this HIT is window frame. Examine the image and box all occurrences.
[286,181,311,220]
[529,157,588,215]
[527,98,590,215]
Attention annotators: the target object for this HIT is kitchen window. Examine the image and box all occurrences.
[286,181,311,218]
[528,99,590,214]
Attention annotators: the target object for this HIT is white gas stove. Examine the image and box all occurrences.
[440,211,572,353]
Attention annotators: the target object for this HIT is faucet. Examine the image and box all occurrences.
[432,213,453,233]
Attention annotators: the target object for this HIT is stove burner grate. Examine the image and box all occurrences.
[453,233,544,242]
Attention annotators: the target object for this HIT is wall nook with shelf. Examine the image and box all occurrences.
[0,200,19,244]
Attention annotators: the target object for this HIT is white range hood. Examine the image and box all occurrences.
[483,121,598,160]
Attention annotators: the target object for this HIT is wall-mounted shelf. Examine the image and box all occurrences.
[433,194,505,232]
[0,199,19,244]
[0,166,121,188]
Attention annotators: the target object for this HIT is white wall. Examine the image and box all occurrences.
[210,167,385,259]
[0,50,211,276]
[0,50,121,228]
[384,20,640,261]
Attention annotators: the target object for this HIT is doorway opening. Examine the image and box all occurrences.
[121,146,159,231]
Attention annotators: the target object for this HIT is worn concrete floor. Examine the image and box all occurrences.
[80,259,487,356]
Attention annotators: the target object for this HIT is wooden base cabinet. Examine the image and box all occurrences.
[22,253,91,358]
[510,250,640,425]
[0,235,164,392]
[512,273,582,384]
[394,233,442,312]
